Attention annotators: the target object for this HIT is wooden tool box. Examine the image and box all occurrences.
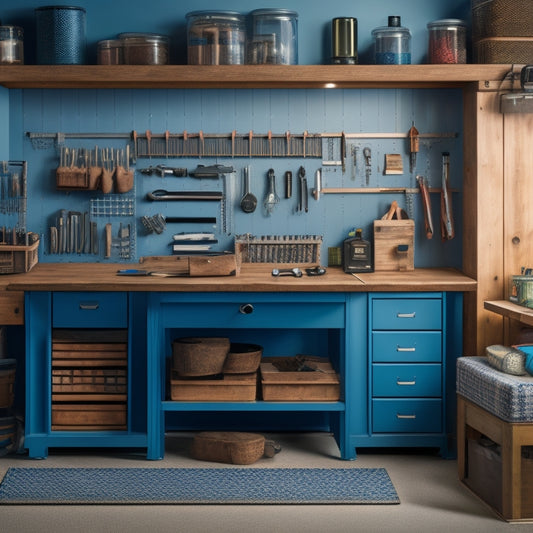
[51,330,128,430]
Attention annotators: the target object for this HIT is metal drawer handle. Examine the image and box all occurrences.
[396,380,416,386]
[79,301,99,311]
[239,303,254,315]
[397,312,416,318]
[396,346,416,352]
[396,414,416,419]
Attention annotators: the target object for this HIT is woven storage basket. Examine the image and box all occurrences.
[472,0,533,41]
[473,37,533,63]
[223,343,263,374]
[190,431,267,465]
[172,337,230,377]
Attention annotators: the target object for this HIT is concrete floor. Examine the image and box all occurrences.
[0,432,532,533]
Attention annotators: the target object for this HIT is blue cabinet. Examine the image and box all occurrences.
[352,292,457,457]
[24,289,461,460]
[24,291,147,459]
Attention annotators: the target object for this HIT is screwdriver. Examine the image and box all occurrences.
[408,124,419,173]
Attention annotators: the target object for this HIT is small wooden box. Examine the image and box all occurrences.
[260,357,340,401]
[170,371,257,401]
[373,220,414,271]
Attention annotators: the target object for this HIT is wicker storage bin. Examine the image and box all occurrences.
[172,337,230,377]
[472,0,533,41]
[474,37,533,63]
[223,343,263,374]
[0,238,39,274]
[191,431,267,465]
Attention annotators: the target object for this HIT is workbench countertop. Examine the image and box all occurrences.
[2,264,476,293]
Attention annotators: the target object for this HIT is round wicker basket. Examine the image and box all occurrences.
[172,337,230,377]
[223,343,263,374]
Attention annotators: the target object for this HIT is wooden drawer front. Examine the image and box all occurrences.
[0,291,24,325]
[161,301,345,329]
[372,399,442,433]
[372,331,442,362]
[372,298,442,330]
[372,364,442,398]
[52,404,127,429]
[53,292,127,328]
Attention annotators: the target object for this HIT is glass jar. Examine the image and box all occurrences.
[97,39,123,65]
[118,33,169,65]
[0,26,24,65]
[248,9,298,65]
[186,11,246,65]
[427,19,466,64]
[372,16,411,65]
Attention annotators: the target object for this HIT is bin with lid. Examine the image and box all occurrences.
[372,16,411,65]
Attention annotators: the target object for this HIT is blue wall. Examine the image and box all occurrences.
[1,1,469,267]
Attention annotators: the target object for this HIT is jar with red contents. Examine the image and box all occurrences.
[427,19,466,64]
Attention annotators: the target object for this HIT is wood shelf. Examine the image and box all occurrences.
[484,300,533,327]
[0,64,514,90]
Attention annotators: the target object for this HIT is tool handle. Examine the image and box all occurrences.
[105,223,112,258]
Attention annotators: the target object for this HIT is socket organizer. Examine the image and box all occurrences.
[234,234,322,264]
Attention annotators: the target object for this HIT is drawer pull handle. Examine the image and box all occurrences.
[79,302,99,311]
[239,303,254,315]
[396,346,416,352]
[396,380,416,386]
[396,414,416,419]
[397,312,416,318]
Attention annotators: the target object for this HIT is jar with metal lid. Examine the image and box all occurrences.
[186,11,246,65]
[372,16,411,65]
[97,39,123,65]
[0,26,24,65]
[119,33,169,65]
[248,9,298,65]
[427,19,466,64]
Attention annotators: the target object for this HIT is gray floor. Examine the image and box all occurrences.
[0,432,531,533]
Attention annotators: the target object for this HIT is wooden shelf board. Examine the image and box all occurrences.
[0,64,514,90]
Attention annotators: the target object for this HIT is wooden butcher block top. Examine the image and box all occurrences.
[4,262,476,293]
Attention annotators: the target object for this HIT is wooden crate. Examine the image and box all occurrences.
[373,220,414,271]
[170,371,257,401]
[260,357,340,401]
[0,238,39,274]
[52,403,127,430]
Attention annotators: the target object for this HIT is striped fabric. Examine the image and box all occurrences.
[457,356,533,422]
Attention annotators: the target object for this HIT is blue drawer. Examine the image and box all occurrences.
[53,292,128,328]
[372,399,442,433]
[372,331,442,362]
[372,298,442,330]
[372,364,442,397]
[160,301,345,329]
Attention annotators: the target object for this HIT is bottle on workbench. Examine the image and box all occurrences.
[372,16,411,65]
[343,228,373,274]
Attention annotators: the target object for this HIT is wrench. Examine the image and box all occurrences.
[271,267,303,278]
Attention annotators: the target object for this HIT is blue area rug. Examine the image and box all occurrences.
[0,467,399,505]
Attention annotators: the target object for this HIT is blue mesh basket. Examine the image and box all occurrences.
[35,6,86,65]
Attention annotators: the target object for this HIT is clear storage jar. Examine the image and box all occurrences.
[427,19,466,64]
[0,26,23,65]
[186,11,246,65]
[372,16,411,65]
[248,9,298,65]
[119,33,169,65]
[97,39,123,65]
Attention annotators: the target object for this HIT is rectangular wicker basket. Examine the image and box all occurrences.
[472,0,533,41]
